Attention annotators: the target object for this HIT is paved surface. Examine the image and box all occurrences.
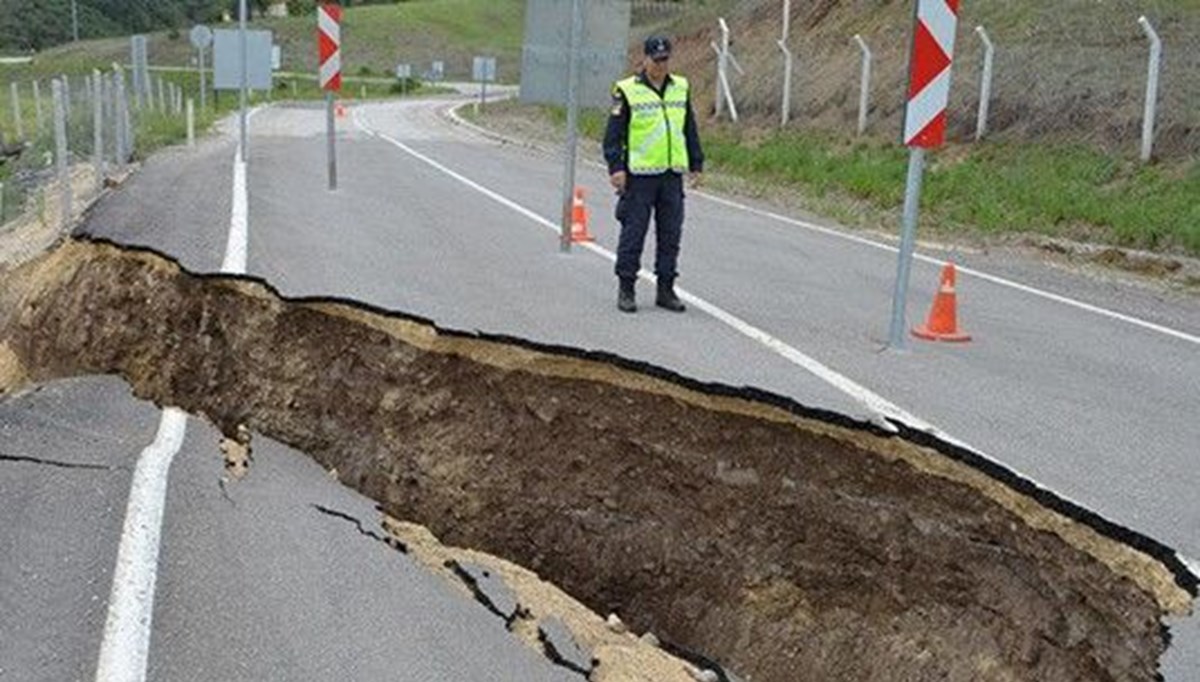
[68,96,1200,677]
[0,377,578,682]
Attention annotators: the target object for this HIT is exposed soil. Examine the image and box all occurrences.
[1,239,1195,681]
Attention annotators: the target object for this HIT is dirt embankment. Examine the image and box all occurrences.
[1,239,1195,681]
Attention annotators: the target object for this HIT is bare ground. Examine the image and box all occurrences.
[0,239,1195,681]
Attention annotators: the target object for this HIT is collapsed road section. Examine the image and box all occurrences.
[0,238,1195,681]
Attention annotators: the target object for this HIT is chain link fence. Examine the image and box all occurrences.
[641,0,1198,161]
[0,67,199,236]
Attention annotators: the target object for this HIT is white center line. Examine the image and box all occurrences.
[95,107,260,682]
[94,409,187,682]
[352,105,922,437]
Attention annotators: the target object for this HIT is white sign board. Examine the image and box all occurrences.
[272,45,282,70]
[213,29,274,90]
[472,56,497,83]
[396,63,412,80]
[431,60,445,81]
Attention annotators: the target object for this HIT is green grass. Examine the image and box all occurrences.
[524,102,1200,256]
[705,128,1200,255]
[0,0,526,88]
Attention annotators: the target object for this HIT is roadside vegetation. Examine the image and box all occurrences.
[487,101,1200,260]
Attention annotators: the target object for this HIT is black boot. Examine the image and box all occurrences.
[656,277,686,312]
[617,278,637,313]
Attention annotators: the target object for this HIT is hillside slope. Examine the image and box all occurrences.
[650,0,1198,157]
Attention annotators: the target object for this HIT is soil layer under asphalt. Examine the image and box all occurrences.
[0,239,1195,681]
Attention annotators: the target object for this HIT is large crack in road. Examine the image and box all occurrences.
[0,238,1195,681]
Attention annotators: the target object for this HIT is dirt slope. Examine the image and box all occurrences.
[1,238,1195,681]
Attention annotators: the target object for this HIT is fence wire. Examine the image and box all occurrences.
[645,0,1197,160]
[1,67,199,231]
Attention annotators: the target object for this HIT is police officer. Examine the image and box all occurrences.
[604,35,704,314]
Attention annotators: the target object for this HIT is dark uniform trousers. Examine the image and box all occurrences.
[614,171,685,281]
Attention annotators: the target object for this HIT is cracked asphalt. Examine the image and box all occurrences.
[0,376,580,681]
[3,88,1196,679]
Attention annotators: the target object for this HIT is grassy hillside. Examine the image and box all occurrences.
[0,0,526,84]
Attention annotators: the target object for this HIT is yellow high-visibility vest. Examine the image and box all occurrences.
[614,75,690,175]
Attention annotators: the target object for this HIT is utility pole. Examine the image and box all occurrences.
[71,0,79,42]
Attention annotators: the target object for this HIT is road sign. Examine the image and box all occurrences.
[318,3,342,91]
[396,63,411,80]
[472,57,497,83]
[213,29,273,90]
[519,0,630,110]
[272,44,282,70]
[903,0,960,148]
[189,24,213,50]
[889,0,961,349]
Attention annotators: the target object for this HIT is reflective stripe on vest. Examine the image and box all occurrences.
[615,75,689,175]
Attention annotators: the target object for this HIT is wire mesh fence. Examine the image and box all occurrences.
[650,0,1198,161]
[0,66,201,232]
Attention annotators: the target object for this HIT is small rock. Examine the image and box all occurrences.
[715,460,760,488]
[686,667,720,682]
[606,613,627,634]
[639,631,660,648]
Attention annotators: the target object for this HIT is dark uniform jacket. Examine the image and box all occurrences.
[603,71,705,177]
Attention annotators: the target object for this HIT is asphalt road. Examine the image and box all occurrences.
[46,94,1200,678]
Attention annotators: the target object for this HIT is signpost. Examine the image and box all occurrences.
[472,56,497,108]
[318,3,342,191]
[190,25,213,110]
[888,0,960,349]
[396,63,412,96]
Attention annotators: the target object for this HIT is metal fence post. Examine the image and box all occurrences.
[187,99,195,148]
[62,74,72,120]
[10,82,23,141]
[113,67,129,164]
[93,69,103,191]
[974,26,994,141]
[714,18,731,118]
[777,0,793,128]
[51,79,72,231]
[854,34,872,136]
[1137,16,1161,163]
[33,80,44,134]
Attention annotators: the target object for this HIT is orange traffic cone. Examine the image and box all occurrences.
[912,262,972,343]
[570,187,595,243]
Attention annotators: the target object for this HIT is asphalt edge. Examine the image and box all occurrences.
[63,234,1200,600]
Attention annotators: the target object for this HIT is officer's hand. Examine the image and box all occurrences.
[610,171,627,194]
[688,172,703,190]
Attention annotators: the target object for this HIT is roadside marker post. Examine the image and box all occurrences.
[888,0,960,349]
[190,25,213,111]
[318,2,342,191]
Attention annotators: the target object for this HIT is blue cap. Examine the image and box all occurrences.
[644,35,672,60]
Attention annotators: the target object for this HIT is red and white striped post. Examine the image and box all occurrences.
[318,3,342,190]
[888,0,960,349]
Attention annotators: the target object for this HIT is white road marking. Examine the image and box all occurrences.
[94,409,187,682]
[445,101,1200,348]
[223,155,248,273]
[353,106,921,436]
[695,193,1200,347]
[369,100,1200,584]
[96,106,262,682]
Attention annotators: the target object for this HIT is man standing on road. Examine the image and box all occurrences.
[604,35,704,314]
